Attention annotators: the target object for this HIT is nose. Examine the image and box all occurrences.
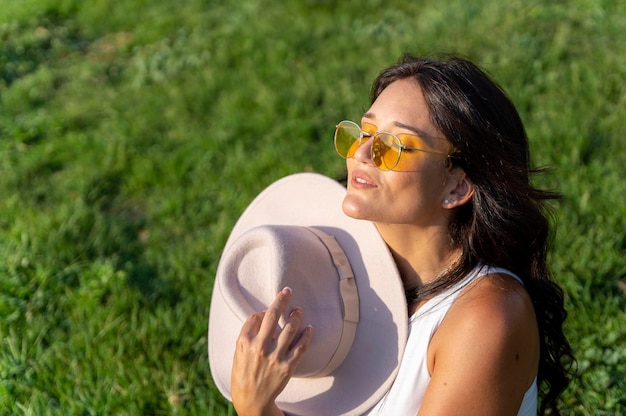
[352,136,375,166]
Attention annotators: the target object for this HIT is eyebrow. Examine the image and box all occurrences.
[361,112,440,140]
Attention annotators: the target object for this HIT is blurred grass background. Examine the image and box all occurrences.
[1,0,624,414]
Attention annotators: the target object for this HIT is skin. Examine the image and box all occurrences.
[231,287,311,416]
[231,78,540,415]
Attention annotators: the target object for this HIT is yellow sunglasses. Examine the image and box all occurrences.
[334,120,450,171]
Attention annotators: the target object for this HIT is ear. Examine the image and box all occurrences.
[442,169,474,209]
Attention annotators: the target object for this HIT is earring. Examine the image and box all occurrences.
[444,199,456,205]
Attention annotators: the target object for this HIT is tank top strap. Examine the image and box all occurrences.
[476,264,525,286]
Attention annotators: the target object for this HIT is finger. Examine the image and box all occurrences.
[287,324,313,365]
[257,286,292,339]
[239,311,265,341]
[276,307,303,351]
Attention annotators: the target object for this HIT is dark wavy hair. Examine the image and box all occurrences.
[371,54,575,415]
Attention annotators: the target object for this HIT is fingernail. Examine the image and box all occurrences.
[289,307,302,317]
[282,286,292,295]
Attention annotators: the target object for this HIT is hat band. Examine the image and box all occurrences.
[307,228,360,377]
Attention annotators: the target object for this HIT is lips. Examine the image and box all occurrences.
[350,170,377,189]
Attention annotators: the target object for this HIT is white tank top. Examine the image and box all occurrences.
[365,264,538,415]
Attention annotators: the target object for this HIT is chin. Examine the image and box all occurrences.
[341,196,372,221]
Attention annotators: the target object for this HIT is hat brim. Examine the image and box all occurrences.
[208,173,408,415]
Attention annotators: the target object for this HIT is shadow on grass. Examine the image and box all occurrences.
[73,170,182,307]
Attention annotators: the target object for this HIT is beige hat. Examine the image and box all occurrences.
[208,173,408,415]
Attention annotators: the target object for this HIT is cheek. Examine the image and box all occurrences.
[386,170,448,221]
[376,174,424,221]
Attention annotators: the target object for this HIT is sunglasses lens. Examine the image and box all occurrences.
[372,133,401,171]
[334,121,361,158]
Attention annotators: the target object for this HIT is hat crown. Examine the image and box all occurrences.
[218,225,357,377]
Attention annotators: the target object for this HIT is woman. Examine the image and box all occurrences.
[229,54,574,415]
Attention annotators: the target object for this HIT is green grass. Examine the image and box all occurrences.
[1,0,624,414]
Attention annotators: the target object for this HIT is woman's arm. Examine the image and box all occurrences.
[231,287,313,416]
[418,274,540,416]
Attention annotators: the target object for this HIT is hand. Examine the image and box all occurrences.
[231,287,313,416]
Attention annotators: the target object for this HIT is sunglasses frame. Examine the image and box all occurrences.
[334,120,450,171]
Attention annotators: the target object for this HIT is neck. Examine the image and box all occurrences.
[375,222,460,294]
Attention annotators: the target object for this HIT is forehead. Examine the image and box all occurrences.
[366,78,441,139]
[367,78,433,129]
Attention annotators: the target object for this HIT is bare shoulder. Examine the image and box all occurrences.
[453,272,536,323]
[436,272,539,353]
[421,273,539,415]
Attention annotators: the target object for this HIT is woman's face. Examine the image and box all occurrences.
[342,77,455,227]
